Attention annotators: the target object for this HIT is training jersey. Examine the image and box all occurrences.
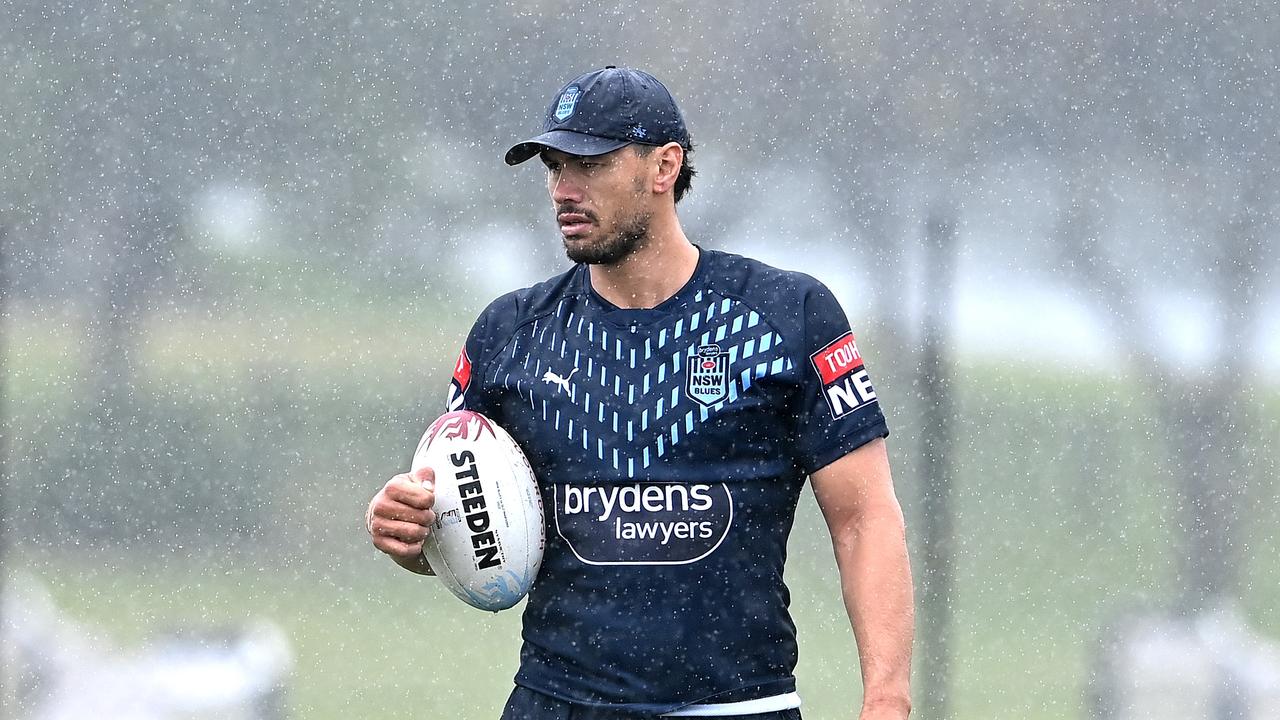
[446,248,888,715]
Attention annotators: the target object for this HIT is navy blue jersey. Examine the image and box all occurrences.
[445,248,888,714]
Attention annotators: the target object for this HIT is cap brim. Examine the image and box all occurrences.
[504,130,631,166]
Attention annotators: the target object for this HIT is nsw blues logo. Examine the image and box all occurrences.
[554,85,580,122]
[685,344,730,407]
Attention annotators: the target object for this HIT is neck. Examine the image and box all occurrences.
[588,213,698,309]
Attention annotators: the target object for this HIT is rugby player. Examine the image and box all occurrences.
[367,66,914,720]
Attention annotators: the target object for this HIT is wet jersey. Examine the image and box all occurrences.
[445,248,888,715]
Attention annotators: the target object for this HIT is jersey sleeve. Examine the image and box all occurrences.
[790,280,889,474]
[446,294,517,420]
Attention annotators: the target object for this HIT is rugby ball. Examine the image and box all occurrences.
[411,410,544,611]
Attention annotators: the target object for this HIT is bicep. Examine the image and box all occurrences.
[810,437,902,532]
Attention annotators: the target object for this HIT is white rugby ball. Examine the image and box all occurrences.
[411,410,544,611]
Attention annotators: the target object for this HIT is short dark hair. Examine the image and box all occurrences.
[633,141,697,204]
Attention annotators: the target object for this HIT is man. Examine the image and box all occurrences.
[367,67,914,719]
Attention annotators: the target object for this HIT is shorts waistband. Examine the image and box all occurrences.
[662,691,802,716]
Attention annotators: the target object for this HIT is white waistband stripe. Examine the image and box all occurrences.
[660,691,802,717]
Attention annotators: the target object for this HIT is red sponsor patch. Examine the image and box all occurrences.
[452,348,472,393]
[810,331,863,385]
[810,331,878,419]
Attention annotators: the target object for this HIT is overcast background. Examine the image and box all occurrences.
[3,2,1278,719]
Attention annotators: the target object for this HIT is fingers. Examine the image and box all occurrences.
[369,503,437,562]
[371,531,424,559]
[384,471,435,510]
[368,469,439,561]
[371,516,432,546]
[376,497,435,526]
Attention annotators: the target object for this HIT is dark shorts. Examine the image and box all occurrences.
[500,687,803,720]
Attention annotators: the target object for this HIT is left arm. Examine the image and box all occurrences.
[810,436,914,720]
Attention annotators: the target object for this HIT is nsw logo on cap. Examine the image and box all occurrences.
[554,86,581,122]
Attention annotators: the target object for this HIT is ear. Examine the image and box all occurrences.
[651,143,684,196]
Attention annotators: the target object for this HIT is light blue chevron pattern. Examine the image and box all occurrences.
[489,291,793,478]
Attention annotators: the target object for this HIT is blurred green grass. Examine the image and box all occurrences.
[5,307,1279,719]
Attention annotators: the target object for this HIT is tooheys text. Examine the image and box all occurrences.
[451,450,502,570]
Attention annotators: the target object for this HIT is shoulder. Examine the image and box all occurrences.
[701,248,839,335]
[703,248,831,299]
[470,265,584,349]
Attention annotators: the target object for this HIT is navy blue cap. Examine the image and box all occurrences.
[505,66,691,166]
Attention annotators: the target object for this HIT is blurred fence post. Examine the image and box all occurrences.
[918,206,958,720]
[1,222,9,712]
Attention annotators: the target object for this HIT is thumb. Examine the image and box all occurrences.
[411,465,436,489]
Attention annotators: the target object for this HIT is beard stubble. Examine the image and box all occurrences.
[563,210,652,265]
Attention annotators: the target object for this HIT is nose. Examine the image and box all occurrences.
[550,171,583,205]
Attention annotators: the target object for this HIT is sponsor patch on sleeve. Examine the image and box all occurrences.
[446,348,471,410]
[809,331,878,419]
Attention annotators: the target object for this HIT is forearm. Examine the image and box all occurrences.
[833,509,914,715]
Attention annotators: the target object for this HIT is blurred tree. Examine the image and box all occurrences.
[1,222,9,612]
[1045,0,1278,614]
[805,3,1050,715]
[792,3,1278,716]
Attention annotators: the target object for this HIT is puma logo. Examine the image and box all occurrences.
[541,368,577,395]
